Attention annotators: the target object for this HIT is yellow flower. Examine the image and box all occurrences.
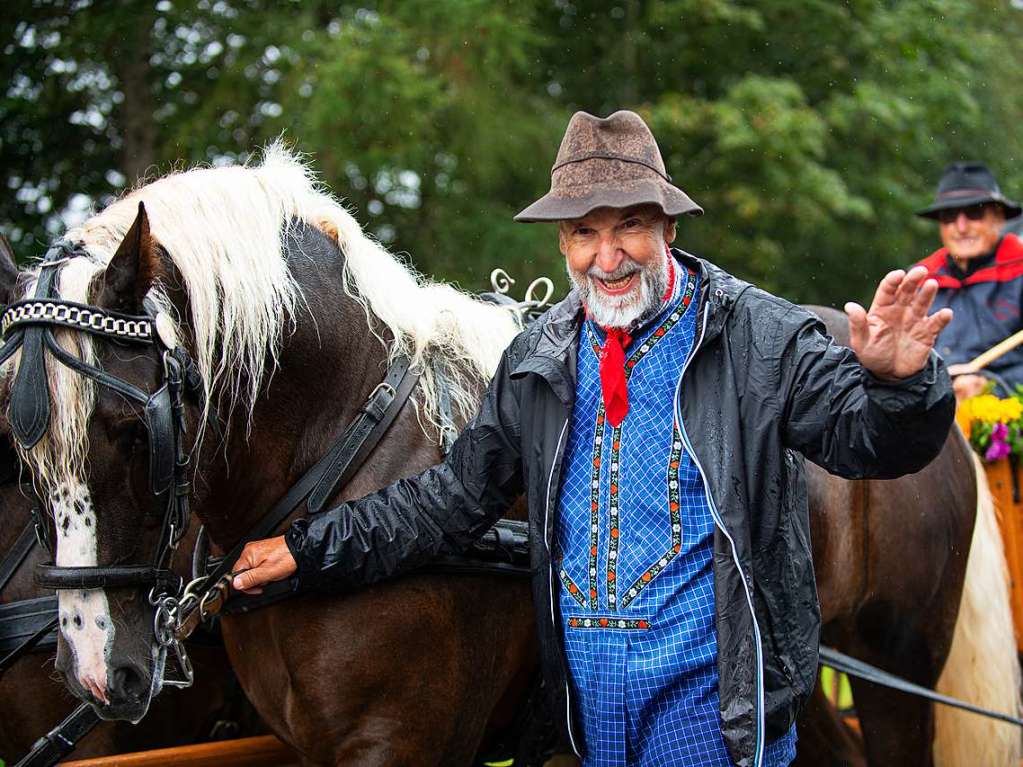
[961,394,1023,425]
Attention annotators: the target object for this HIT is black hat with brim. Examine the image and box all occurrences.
[916,161,1022,219]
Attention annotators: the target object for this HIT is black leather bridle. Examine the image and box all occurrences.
[0,243,201,601]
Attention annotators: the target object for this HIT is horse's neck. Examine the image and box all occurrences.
[193,225,401,549]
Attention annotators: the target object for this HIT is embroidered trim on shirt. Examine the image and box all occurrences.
[619,421,685,608]
[607,426,622,608]
[567,616,650,631]
[559,562,588,608]
[587,407,606,609]
[576,272,696,612]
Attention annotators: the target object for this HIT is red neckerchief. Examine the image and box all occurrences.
[597,251,675,427]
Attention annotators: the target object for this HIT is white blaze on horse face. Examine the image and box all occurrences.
[52,479,112,704]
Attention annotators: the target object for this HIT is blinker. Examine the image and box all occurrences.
[145,384,175,496]
[7,252,62,450]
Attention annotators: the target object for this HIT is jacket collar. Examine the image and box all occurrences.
[511,249,745,404]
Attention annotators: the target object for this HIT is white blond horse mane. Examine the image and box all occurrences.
[933,452,1022,765]
[9,142,519,491]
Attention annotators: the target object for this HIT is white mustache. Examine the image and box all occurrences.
[587,262,641,282]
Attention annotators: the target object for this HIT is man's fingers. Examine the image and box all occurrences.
[909,277,939,316]
[230,536,296,594]
[231,568,264,595]
[231,545,261,592]
[927,307,954,336]
[844,302,868,352]
[870,270,905,309]
[893,265,929,306]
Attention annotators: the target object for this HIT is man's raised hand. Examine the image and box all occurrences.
[844,266,953,380]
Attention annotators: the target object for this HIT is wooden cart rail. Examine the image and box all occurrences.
[58,736,297,767]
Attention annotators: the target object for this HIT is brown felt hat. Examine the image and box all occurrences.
[514,110,703,223]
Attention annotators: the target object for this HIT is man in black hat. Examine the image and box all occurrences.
[914,161,1023,398]
[233,111,956,766]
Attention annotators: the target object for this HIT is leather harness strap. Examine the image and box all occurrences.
[0,522,37,594]
[13,703,100,767]
[307,355,419,514]
[191,354,421,615]
[35,565,182,592]
[0,522,60,677]
[0,599,58,674]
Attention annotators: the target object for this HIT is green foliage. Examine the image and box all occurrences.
[3,0,1023,305]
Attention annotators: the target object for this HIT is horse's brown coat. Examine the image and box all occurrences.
[13,215,536,766]
[793,306,976,767]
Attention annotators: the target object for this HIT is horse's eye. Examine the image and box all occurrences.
[114,422,147,453]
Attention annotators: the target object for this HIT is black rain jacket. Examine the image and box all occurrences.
[285,251,956,766]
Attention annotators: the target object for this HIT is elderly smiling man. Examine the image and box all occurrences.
[234,111,955,766]
[913,162,1023,399]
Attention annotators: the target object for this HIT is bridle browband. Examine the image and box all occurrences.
[0,242,202,600]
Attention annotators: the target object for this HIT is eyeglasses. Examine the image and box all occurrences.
[938,204,991,224]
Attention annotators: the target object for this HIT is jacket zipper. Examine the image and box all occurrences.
[674,293,766,767]
[544,417,579,755]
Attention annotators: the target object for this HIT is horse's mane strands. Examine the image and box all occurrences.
[304,186,519,433]
[8,142,518,489]
[73,142,307,430]
[933,454,1022,765]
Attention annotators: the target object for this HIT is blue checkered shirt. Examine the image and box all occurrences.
[555,266,797,766]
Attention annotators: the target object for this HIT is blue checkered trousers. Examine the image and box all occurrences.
[555,264,797,766]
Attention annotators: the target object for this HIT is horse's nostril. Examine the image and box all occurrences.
[109,665,147,701]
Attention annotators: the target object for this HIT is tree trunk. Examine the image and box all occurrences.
[115,11,156,187]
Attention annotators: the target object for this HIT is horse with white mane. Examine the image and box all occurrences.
[1,145,538,764]
[6,144,1020,767]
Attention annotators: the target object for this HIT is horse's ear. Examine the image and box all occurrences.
[98,201,160,313]
[0,233,20,307]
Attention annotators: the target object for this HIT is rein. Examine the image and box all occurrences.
[165,351,424,641]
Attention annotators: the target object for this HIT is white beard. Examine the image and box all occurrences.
[569,253,669,330]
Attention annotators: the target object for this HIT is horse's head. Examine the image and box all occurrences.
[1,204,200,720]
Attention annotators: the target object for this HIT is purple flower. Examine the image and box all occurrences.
[986,422,1012,461]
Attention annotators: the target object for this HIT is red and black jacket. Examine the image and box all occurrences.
[915,234,1023,391]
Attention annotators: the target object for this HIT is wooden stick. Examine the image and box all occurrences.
[947,328,1023,378]
[58,735,296,767]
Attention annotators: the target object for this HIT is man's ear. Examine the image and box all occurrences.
[558,224,569,257]
[663,217,677,244]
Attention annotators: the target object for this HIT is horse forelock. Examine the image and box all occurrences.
[3,260,101,495]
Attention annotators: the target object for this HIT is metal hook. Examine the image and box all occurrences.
[490,268,515,294]
[524,277,554,309]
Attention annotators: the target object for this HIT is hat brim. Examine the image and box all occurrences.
[916,193,1023,220]
[514,178,703,223]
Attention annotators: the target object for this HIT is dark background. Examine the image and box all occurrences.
[4,0,1023,305]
